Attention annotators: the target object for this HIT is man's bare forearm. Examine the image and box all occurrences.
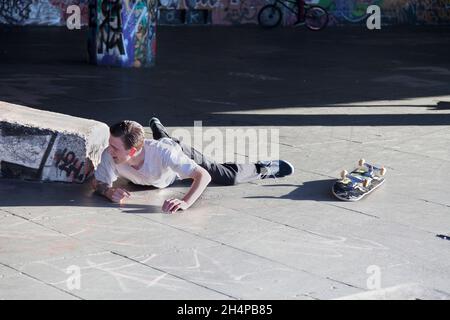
[182,167,211,207]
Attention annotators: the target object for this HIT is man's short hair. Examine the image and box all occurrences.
[110,120,145,150]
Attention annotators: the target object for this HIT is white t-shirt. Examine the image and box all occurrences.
[94,138,199,188]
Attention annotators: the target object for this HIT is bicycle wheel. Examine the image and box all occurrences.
[258,5,282,28]
[305,6,328,31]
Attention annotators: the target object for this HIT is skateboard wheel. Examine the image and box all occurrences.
[380,167,387,176]
[341,170,348,179]
[358,158,366,167]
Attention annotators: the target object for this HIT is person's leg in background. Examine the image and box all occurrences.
[149,118,172,140]
[294,0,306,26]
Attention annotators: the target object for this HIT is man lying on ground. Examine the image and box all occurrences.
[91,118,294,213]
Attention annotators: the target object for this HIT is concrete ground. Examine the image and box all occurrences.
[1,25,450,300]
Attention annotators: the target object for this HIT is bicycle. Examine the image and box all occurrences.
[258,0,328,30]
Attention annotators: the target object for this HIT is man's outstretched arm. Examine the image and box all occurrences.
[91,178,130,203]
[162,166,211,213]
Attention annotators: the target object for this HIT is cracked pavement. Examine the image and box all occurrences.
[0,25,450,299]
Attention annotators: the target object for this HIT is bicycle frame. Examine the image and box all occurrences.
[270,0,313,17]
[271,0,298,15]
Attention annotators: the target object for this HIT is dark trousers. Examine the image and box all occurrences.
[153,126,261,186]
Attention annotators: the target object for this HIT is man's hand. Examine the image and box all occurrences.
[162,198,189,214]
[105,187,131,204]
[92,178,130,204]
[162,166,211,214]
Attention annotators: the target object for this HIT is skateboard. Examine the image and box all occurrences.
[332,159,386,202]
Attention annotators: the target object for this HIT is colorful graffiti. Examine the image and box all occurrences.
[158,0,216,25]
[279,0,450,26]
[0,0,89,25]
[279,0,383,26]
[53,147,94,182]
[0,0,32,24]
[383,0,450,24]
[212,0,264,25]
[1,0,449,27]
[310,0,450,25]
[90,0,157,67]
[159,0,220,9]
[160,0,450,26]
[97,0,126,57]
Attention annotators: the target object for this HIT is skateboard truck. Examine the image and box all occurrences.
[340,170,370,188]
[358,158,387,176]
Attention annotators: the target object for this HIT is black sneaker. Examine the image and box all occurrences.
[257,160,295,179]
[149,117,171,140]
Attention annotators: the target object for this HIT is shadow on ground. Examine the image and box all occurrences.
[430,101,450,110]
[0,178,162,214]
[0,26,449,127]
[245,179,337,202]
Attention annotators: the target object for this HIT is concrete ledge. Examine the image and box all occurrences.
[0,101,109,183]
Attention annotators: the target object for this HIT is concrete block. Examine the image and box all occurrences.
[0,101,109,183]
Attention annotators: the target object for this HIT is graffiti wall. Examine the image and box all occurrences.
[88,0,157,67]
[0,123,96,183]
[0,0,89,25]
[0,0,449,26]
[382,0,450,25]
[211,0,266,25]
[158,0,450,26]
[157,0,266,25]
[290,0,450,26]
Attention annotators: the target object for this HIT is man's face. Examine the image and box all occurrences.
[108,135,130,164]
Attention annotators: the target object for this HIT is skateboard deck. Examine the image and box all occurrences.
[332,159,386,202]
